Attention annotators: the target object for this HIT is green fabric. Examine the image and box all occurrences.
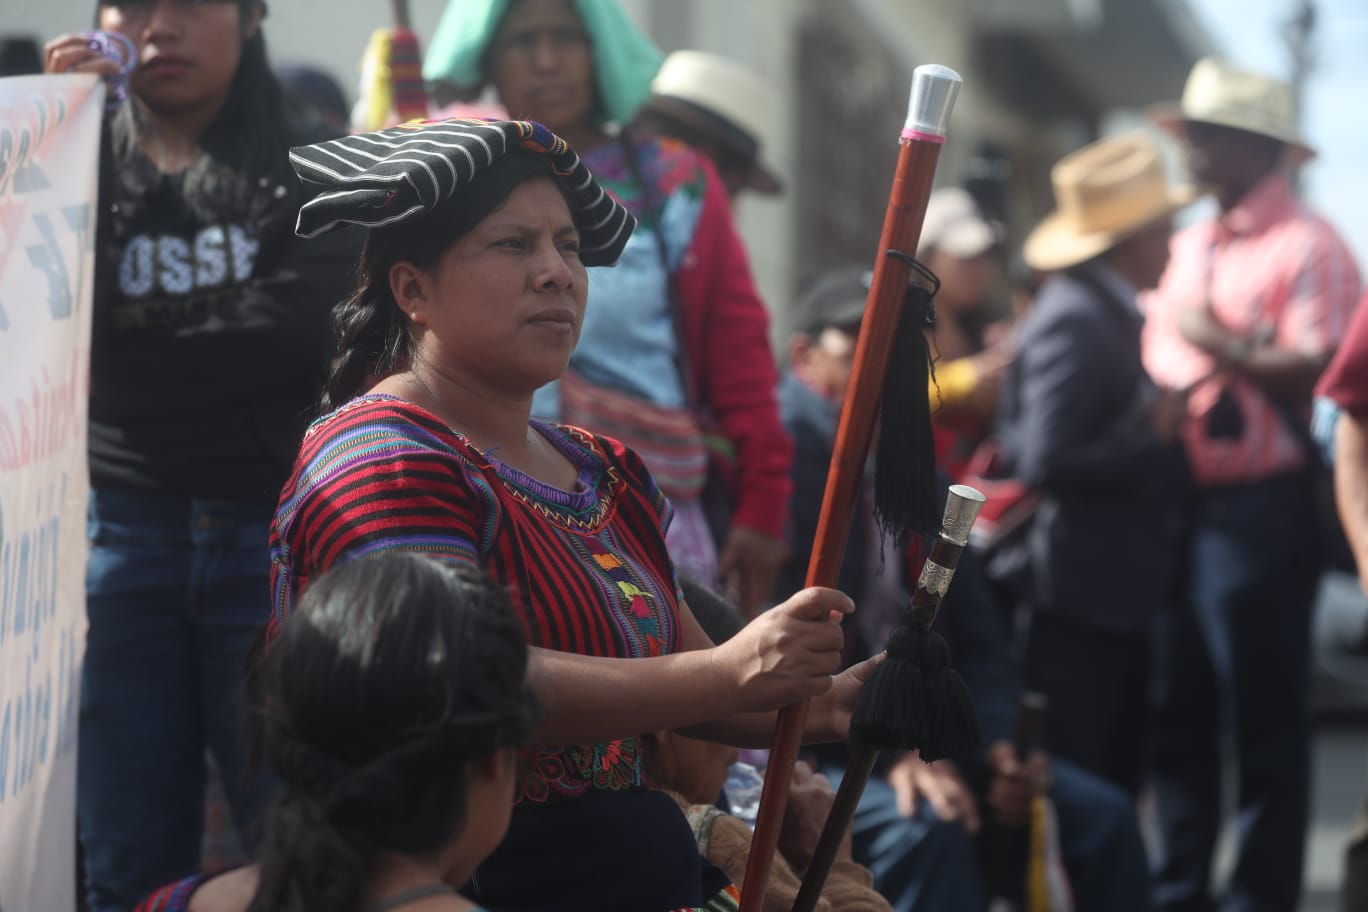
[423,0,663,126]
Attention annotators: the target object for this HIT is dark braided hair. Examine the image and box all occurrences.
[246,554,537,912]
[320,150,577,412]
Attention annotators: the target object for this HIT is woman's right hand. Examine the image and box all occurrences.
[710,587,850,713]
[44,34,124,77]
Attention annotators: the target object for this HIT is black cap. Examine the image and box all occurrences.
[794,267,872,335]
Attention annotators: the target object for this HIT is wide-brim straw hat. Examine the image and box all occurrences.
[1024,132,1198,272]
[642,50,783,195]
[1151,57,1316,165]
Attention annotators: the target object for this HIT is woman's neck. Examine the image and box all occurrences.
[363,852,478,912]
[133,98,222,174]
[399,362,538,460]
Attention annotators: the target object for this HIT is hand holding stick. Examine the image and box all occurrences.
[737,65,964,912]
[791,484,985,912]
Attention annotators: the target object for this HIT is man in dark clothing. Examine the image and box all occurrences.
[779,267,1154,911]
[996,132,1192,796]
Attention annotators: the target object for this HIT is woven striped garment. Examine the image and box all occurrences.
[269,394,684,803]
[289,118,635,266]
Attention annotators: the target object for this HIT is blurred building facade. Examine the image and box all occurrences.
[626,0,1215,334]
[14,0,1215,332]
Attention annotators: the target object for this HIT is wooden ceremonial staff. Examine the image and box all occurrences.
[736,64,964,912]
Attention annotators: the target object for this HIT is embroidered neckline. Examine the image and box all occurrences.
[343,394,622,533]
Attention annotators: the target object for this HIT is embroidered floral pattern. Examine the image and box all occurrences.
[569,737,643,792]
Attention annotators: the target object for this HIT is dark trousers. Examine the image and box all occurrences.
[79,486,276,912]
[1024,613,1151,796]
[826,757,1153,912]
[1151,473,1320,912]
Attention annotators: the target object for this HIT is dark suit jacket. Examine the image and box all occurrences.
[996,266,1186,634]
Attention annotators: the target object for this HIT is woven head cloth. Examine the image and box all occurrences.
[290,118,636,267]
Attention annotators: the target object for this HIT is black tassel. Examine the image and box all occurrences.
[873,260,940,544]
[850,619,982,761]
[849,624,926,750]
[855,256,981,763]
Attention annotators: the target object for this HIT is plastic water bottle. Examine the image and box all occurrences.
[724,762,765,828]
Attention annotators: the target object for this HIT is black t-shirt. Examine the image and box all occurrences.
[89,131,361,503]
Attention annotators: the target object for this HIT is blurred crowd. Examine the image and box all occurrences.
[10,0,1368,910]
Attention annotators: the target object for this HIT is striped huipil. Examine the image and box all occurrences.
[268,394,738,911]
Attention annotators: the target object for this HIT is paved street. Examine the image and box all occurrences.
[1302,724,1362,911]
[1136,574,1368,911]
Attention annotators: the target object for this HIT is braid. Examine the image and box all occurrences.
[246,555,538,912]
[247,736,376,912]
[320,242,411,412]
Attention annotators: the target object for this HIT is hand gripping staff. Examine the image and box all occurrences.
[736,65,976,912]
[792,484,986,912]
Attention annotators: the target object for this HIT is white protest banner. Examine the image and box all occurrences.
[0,74,103,912]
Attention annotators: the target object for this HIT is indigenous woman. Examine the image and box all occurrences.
[45,3,358,908]
[270,118,873,912]
[138,553,535,912]
[423,0,790,615]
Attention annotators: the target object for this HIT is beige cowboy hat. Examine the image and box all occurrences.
[1023,132,1198,272]
[641,50,784,195]
[1152,57,1316,164]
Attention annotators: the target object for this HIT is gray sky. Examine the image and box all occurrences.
[1190,0,1368,269]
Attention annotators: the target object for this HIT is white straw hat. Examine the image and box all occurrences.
[919,188,1003,258]
[643,50,783,194]
[1153,58,1316,164]
[1024,132,1198,272]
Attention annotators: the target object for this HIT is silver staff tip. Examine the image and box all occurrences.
[905,65,963,138]
[941,484,986,546]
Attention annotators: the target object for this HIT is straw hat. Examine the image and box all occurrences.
[1153,57,1316,164]
[1023,133,1197,272]
[642,50,783,195]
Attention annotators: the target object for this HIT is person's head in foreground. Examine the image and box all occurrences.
[248,553,537,912]
[1155,57,1313,213]
[1023,132,1196,291]
[288,118,634,412]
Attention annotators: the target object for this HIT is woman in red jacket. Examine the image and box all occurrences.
[424,0,792,616]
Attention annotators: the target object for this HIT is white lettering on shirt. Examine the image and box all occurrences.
[116,223,258,299]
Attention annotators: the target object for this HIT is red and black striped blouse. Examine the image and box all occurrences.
[269,394,683,804]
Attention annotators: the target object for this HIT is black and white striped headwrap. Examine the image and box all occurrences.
[290,118,635,267]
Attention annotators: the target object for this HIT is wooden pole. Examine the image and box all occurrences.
[736,64,962,912]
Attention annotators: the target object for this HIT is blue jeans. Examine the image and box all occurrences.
[824,757,1151,911]
[1151,473,1319,912]
[79,486,276,912]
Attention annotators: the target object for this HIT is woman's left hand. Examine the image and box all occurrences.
[811,653,884,743]
[718,525,788,619]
